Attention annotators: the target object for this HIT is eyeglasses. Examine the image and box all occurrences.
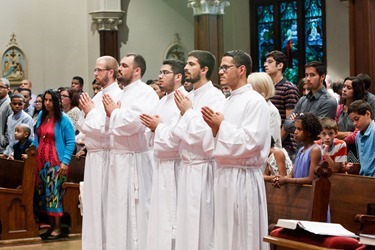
[35,100,42,103]
[93,68,110,73]
[158,70,173,76]
[218,65,236,73]
[61,94,70,99]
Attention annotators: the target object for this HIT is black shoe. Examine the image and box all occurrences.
[39,230,51,240]
[45,232,62,241]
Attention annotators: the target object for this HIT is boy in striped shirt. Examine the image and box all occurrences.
[315,117,347,172]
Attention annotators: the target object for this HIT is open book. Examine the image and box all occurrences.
[275,219,357,238]
[359,234,375,246]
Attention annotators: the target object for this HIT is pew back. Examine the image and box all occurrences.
[329,173,375,233]
[0,158,23,188]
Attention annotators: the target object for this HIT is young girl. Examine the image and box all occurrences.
[264,137,293,182]
[273,113,322,187]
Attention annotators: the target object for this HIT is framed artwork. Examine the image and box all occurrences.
[165,33,187,62]
[1,34,27,85]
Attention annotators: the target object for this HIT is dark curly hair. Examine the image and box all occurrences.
[295,113,322,139]
[41,89,63,122]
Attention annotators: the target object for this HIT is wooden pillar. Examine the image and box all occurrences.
[349,0,375,93]
[99,31,119,59]
[194,15,224,84]
[90,10,124,60]
[188,0,229,84]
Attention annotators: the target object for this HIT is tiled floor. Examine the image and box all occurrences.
[0,238,82,250]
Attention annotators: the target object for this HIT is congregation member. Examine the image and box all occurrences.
[103,53,159,250]
[32,94,43,125]
[79,56,122,250]
[173,50,225,250]
[10,123,33,160]
[19,88,35,117]
[33,89,75,240]
[201,50,270,250]
[315,117,347,173]
[248,72,282,148]
[140,59,187,250]
[0,78,12,154]
[335,76,365,163]
[357,73,375,115]
[347,100,375,176]
[284,61,337,134]
[2,93,34,158]
[273,113,322,187]
[265,50,299,159]
[71,76,84,95]
[60,87,81,134]
[20,79,37,107]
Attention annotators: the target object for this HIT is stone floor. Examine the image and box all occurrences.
[0,238,82,250]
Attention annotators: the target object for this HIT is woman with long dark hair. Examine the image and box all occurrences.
[32,89,75,240]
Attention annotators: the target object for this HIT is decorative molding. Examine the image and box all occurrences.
[187,0,230,15]
[164,34,187,62]
[2,33,27,85]
[89,10,125,31]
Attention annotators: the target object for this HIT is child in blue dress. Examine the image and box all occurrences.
[273,113,322,187]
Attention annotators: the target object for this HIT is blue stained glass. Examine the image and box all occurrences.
[258,22,275,71]
[281,20,299,84]
[280,2,297,21]
[305,18,324,62]
[257,5,274,23]
[305,0,322,18]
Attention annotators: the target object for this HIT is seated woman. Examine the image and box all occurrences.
[264,137,293,182]
[273,113,322,187]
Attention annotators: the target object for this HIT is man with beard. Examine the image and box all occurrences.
[102,53,159,250]
[173,50,225,250]
[78,56,122,250]
[202,50,270,250]
[140,59,187,250]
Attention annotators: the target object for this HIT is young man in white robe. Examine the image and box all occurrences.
[140,59,187,250]
[102,53,159,250]
[202,50,270,250]
[79,56,122,250]
[173,50,225,250]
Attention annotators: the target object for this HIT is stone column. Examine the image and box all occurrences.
[187,0,230,84]
[89,1,124,60]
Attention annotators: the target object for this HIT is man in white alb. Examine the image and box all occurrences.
[103,53,159,250]
[202,50,270,250]
[140,59,187,250]
[79,56,122,250]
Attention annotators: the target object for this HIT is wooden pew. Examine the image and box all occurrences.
[329,173,375,234]
[0,146,39,240]
[265,165,331,227]
[62,156,85,234]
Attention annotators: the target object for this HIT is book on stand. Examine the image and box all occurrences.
[275,219,357,238]
[359,234,375,246]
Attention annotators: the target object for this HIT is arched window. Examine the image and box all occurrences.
[250,0,326,85]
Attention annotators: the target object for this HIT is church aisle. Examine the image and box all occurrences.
[0,239,81,250]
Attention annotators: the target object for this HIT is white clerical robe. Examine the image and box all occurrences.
[173,81,225,250]
[147,86,187,250]
[80,82,122,250]
[106,79,159,250]
[214,84,270,250]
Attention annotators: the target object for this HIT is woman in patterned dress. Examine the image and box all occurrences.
[33,89,75,240]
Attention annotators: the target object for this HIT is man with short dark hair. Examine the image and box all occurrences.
[202,50,270,250]
[71,76,84,94]
[284,61,337,133]
[19,88,34,117]
[265,50,299,158]
[173,50,225,250]
[103,53,159,250]
[0,78,12,154]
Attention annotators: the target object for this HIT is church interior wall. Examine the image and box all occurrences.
[0,0,349,96]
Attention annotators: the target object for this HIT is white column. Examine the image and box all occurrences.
[89,0,125,31]
[187,0,230,15]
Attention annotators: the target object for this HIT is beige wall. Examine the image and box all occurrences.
[0,0,349,96]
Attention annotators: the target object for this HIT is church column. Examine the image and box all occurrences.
[187,0,230,84]
[90,0,124,59]
[349,0,375,93]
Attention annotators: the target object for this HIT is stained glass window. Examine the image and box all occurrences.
[251,0,325,85]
